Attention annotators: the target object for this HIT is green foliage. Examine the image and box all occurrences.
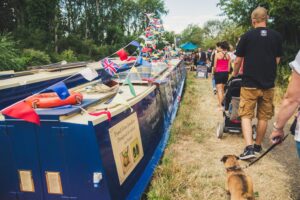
[163,31,177,45]
[59,50,77,62]
[0,0,167,70]
[180,24,205,46]
[276,64,291,89]
[22,49,51,67]
[217,0,300,61]
[217,22,245,47]
[0,35,25,71]
[217,0,300,88]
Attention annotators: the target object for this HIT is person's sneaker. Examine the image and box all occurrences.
[253,144,262,154]
[239,145,256,160]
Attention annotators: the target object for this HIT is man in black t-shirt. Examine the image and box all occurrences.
[233,7,283,160]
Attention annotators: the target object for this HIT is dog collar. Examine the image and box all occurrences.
[226,166,242,171]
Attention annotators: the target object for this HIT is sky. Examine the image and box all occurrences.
[162,0,225,33]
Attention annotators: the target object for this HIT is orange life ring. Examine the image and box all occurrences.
[25,92,83,108]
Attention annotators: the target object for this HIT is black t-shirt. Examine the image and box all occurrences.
[235,27,283,89]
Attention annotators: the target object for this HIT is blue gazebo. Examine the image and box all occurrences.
[180,42,198,51]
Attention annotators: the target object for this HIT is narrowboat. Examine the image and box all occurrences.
[0,58,186,200]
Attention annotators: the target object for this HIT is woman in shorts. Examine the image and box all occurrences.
[213,41,231,110]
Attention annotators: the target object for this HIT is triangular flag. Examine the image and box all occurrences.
[139,35,147,41]
[137,56,143,65]
[110,93,133,111]
[130,66,138,73]
[79,67,98,81]
[125,77,136,97]
[129,66,142,80]
[47,82,70,100]
[126,56,137,61]
[1,101,40,125]
[130,41,141,48]
[116,49,128,61]
[142,59,152,67]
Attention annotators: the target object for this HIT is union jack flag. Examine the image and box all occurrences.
[101,58,120,76]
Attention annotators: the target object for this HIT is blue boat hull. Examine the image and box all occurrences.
[0,61,186,200]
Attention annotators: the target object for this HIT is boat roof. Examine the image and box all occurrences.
[0,59,131,90]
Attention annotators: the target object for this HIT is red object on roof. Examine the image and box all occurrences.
[126,56,136,61]
[142,47,152,53]
[116,49,128,61]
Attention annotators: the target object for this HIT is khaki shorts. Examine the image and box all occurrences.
[238,87,275,120]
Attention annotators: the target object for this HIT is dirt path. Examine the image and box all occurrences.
[146,72,300,200]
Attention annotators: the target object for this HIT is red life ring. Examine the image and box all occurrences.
[25,92,83,108]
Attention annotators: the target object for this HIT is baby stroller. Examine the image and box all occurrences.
[216,76,257,139]
[196,64,208,78]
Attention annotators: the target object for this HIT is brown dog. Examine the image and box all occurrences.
[221,155,255,200]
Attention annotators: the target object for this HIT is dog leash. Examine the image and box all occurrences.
[242,134,289,169]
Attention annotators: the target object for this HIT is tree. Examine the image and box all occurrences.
[0,0,168,69]
[202,20,223,38]
[201,20,245,49]
[217,0,300,62]
[0,35,24,71]
[180,24,204,46]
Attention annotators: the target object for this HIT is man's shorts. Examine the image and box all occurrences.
[238,87,275,120]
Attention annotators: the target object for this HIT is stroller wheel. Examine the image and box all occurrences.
[216,122,224,139]
[223,127,229,133]
[252,125,257,140]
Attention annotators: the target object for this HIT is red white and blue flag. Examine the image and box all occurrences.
[101,58,120,76]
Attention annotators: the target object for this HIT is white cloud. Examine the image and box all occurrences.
[162,14,225,33]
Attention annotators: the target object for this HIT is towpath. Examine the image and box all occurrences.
[146,71,300,200]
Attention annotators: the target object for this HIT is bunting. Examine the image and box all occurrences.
[110,93,133,112]
[0,13,175,125]
[137,56,152,67]
[130,41,141,48]
[79,67,98,81]
[116,49,128,61]
[101,58,120,76]
[46,82,70,100]
[1,101,40,125]
[125,77,136,97]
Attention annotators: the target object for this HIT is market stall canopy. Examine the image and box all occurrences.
[180,42,198,51]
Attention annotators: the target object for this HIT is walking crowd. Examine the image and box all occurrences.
[183,7,300,160]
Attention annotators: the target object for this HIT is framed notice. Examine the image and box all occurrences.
[45,172,63,194]
[109,112,144,184]
[18,170,35,192]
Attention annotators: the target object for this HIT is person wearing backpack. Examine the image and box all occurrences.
[270,50,300,158]
[213,41,231,110]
